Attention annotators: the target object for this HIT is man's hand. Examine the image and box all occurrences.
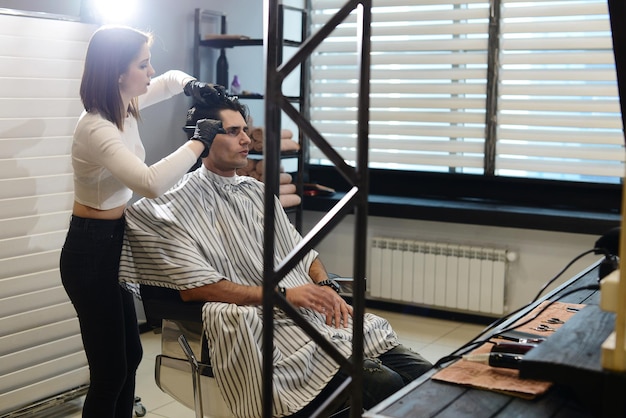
[285,283,353,328]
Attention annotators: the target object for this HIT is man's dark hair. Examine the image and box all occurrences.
[183,95,249,139]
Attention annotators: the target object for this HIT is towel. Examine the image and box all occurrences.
[237,161,298,207]
[279,194,301,208]
[279,184,296,195]
[249,127,298,153]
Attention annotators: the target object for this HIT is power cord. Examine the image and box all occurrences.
[530,248,600,304]
[480,247,603,335]
[433,242,612,369]
[432,244,608,369]
[433,283,600,369]
[494,283,600,338]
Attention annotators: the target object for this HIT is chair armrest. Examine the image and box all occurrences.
[140,285,204,328]
[327,273,355,296]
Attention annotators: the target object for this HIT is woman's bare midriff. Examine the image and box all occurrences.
[73,201,126,220]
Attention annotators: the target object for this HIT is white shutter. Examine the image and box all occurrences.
[497,0,623,181]
[309,0,624,182]
[310,0,491,172]
[0,13,95,415]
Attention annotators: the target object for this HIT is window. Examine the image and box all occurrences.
[0,0,83,20]
[308,0,623,185]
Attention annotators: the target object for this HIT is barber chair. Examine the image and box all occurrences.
[140,277,354,418]
[140,285,234,418]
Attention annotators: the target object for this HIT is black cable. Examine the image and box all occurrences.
[433,283,600,369]
[472,247,604,337]
[494,283,599,338]
[433,338,494,368]
[529,248,599,304]
[433,247,607,369]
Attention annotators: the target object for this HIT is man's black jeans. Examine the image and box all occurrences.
[294,344,433,416]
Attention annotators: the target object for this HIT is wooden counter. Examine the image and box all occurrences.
[364,260,626,417]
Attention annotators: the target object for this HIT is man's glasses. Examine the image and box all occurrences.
[182,125,248,137]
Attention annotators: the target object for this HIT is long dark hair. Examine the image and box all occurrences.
[80,25,153,130]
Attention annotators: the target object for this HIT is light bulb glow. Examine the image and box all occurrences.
[93,0,137,24]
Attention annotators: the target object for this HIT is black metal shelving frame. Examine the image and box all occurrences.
[193,5,308,232]
[262,1,372,417]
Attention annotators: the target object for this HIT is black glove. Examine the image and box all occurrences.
[184,80,226,106]
[191,119,226,158]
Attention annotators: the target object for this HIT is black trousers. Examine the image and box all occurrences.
[293,344,433,417]
[60,215,142,418]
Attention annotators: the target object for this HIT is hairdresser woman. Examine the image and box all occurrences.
[59,25,221,418]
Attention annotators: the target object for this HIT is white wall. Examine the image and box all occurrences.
[303,213,603,315]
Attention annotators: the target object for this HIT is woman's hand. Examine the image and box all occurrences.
[191,119,226,157]
[184,81,226,105]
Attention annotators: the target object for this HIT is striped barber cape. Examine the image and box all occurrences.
[119,166,399,417]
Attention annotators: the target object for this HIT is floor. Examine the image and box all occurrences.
[36,309,486,418]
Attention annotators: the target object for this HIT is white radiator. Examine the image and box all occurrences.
[369,238,509,315]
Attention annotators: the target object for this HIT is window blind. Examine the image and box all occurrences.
[309,0,624,183]
[0,13,94,415]
[497,0,622,181]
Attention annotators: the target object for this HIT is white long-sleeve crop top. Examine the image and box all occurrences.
[72,70,197,210]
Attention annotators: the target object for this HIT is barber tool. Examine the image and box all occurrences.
[542,317,564,324]
[462,352,524,369]
[530,324,556,332]
[491,342,538,355]
[494,330,546,344]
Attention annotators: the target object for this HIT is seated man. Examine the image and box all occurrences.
[119,96,432,417]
